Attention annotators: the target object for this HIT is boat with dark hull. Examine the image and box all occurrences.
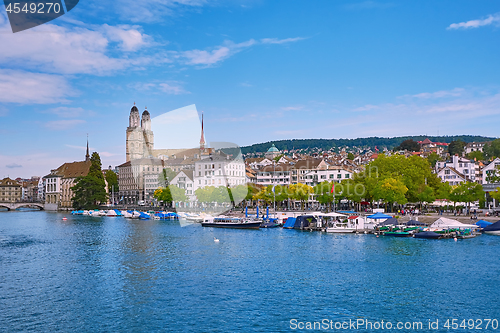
[202,216,262,229]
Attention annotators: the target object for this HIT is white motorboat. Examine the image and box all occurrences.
[326,222,357,233]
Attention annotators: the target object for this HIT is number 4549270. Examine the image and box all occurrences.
[5,2,61,14]
[443,319,498,330]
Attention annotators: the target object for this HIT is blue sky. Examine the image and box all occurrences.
[1,0,499,178]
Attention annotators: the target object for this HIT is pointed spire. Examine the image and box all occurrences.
[200,112,205,150]
[85,134,90,162]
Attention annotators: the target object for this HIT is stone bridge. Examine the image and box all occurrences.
[0,202,45,211]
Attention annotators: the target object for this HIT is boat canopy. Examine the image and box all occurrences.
[475,220,493,228]
[406,219,426,226]
[429,217,477,230]
[483,220,500,232]
[293,215,316,229]
[378,217,398,226]
[338,211,358,214]
[283,217,296,229]
[367,212,392,219]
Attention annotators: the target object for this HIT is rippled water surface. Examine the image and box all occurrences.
[1,211,500,332]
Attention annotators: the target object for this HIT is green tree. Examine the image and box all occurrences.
[289,183,314,210]
[373,177,408,211]
[314,181,334,210]
[158,168,177,187]
[104,169,119,193]
[155,185,187,206]
[71,152,107,209]
[89,152,104,180]
[194,186,215,203]
[486,165,500,183]
[396,139,420,152]
[448,140,466,156]
[427,152,441,168]
[466,150,485,161]
[484,139,500,159]
[347,152,355,160]
[490,187,500,202]
[450,182,484,214]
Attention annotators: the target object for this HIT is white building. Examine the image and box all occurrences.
[170,170,195,202]
[303,166,353,187]
[256,163,292,186]
[437,166,466,186]
[465,142,487,155]
[482,158,500,184]
[193,153,246,190]
[435,155,479,183]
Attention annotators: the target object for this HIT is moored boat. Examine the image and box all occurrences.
[483,220,500,235]
[414,231,442,239]
[202,216,262,229]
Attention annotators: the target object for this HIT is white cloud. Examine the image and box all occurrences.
[45,119,86,130]
[405,88,465,99]
[0,70,73,104]
[158,82,189,95]
[281,106,304,111]
[352,104,380,112]
[261,37,306,44]
[448,13,500,30]
[102,24,151,51]
[0,16,153,75]
[45,107,86,118]
[130,81,189,94]
[181,39,256,66]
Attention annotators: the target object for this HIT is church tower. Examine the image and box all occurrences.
[141,107,154,157]
[126,103,145,162]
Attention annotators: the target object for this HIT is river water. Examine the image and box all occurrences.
[1,211,500,332]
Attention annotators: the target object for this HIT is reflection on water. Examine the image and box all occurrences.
[1,211,499,332]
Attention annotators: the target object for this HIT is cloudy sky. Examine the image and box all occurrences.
[1,0,499,178]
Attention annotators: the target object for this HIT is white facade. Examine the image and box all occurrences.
[482,158,500,184]
[303,166,353,186]
[170,170,195,201]
[435,155,479,182]
[437,166,466,186]
[193,154,246,190]
[256,164,291,186]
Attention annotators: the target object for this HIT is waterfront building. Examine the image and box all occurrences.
[193,153,246,189]
[302,165,354,187]
[256,163,292,186]
[37,177,45,202]
[0,178,22,203]
[170,170,195,202]
[21,178,39,201]
[43,140,91,210]
[117,158,164,204]
[290,158,328,184]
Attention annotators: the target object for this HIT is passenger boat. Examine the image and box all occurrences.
[326,221,356,233]
[202,216,262,229]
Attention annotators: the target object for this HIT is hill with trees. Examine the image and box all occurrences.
[241,135,496,154]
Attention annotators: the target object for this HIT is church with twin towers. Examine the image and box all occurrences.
[120,103,245,205]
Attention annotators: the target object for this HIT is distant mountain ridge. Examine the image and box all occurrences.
[241,135,496,154]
